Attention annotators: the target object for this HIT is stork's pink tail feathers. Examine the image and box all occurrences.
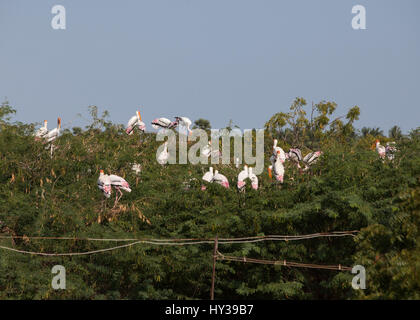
[237,181,246,189]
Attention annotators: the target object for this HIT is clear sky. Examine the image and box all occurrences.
[0,0,419,133]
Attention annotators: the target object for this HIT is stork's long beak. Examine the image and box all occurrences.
[137,110,142,121]
[58,117,61,128]
[268,166,272,179]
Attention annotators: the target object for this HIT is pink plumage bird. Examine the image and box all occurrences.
[126,110,146,135]
[108,174,131,207]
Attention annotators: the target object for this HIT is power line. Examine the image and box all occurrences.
[216,251,352,271]
[0,231,357,243]
[0,231,358,256]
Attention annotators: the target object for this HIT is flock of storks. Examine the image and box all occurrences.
[33,110,396,208]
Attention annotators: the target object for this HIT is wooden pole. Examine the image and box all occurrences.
[210,236,218,300]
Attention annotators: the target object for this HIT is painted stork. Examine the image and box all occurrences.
[303,151,322,171]
[287,147,303,169]
[375,140,386,159]
[273,153,285,183]
[213,170,229,188]
[248,167,258,190]
[97,170,112,206]
[126,111,146,135]
[34,120,48,141]
[271,139,286,164]
[45,117,61,157]
[269,150,285,183]
[385,142,397,161]
[201,167,214,190]
[237,165,249,191]
[108,174,131,207]
[46,117,61,143]
[151,117,178,130]
[174,116,192,136]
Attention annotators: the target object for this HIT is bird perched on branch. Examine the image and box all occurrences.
[151,117,178,130]
[108,174,131,208]
[46,117,61,144]
[385,142,397,161]
[269,150,285,183]
[212,170,230,189]
[374,139,386,160]
[237,166,258,191]
[97,170,112,206]
[174,116,192,137]
[34,120,48,141]
[303,151,322,171]
[45,117,61,157]
[126,110,146,134]
[287,147,303,169]
[248,167,258,190]
[201,167,214,190]
[270,139,286,165]
[237,165,248,191]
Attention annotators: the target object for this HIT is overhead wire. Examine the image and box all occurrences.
[216,251,352,271]
[0,231,358,257]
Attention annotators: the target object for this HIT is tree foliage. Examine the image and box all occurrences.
[0,101,419,300]
[193,118,211,131]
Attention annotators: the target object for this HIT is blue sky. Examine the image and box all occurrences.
[0,0,419,133]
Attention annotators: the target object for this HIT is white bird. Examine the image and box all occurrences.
[151,117,178,130]
[212,170,229,188]
[174,116,192,136]
[46,117,61,143]
[201,141,221,158]
[374,139,386,160]
[201,167,214,190]
[237,165,249,190]
[268,150,285,183]
[97,170,112,199]
[45,117,61,157]
[287,147,303,169]
[108,174,131,207]
[385,142,397,161]
[271,139,286,164]
[34,120,48,140]
[248,167,258,190]
[126,111,146,135]
[157,141,169,165]
[303,151,322,171]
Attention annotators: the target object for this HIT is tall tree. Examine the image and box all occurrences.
[193,118,211,131]
[388,125,402,140]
